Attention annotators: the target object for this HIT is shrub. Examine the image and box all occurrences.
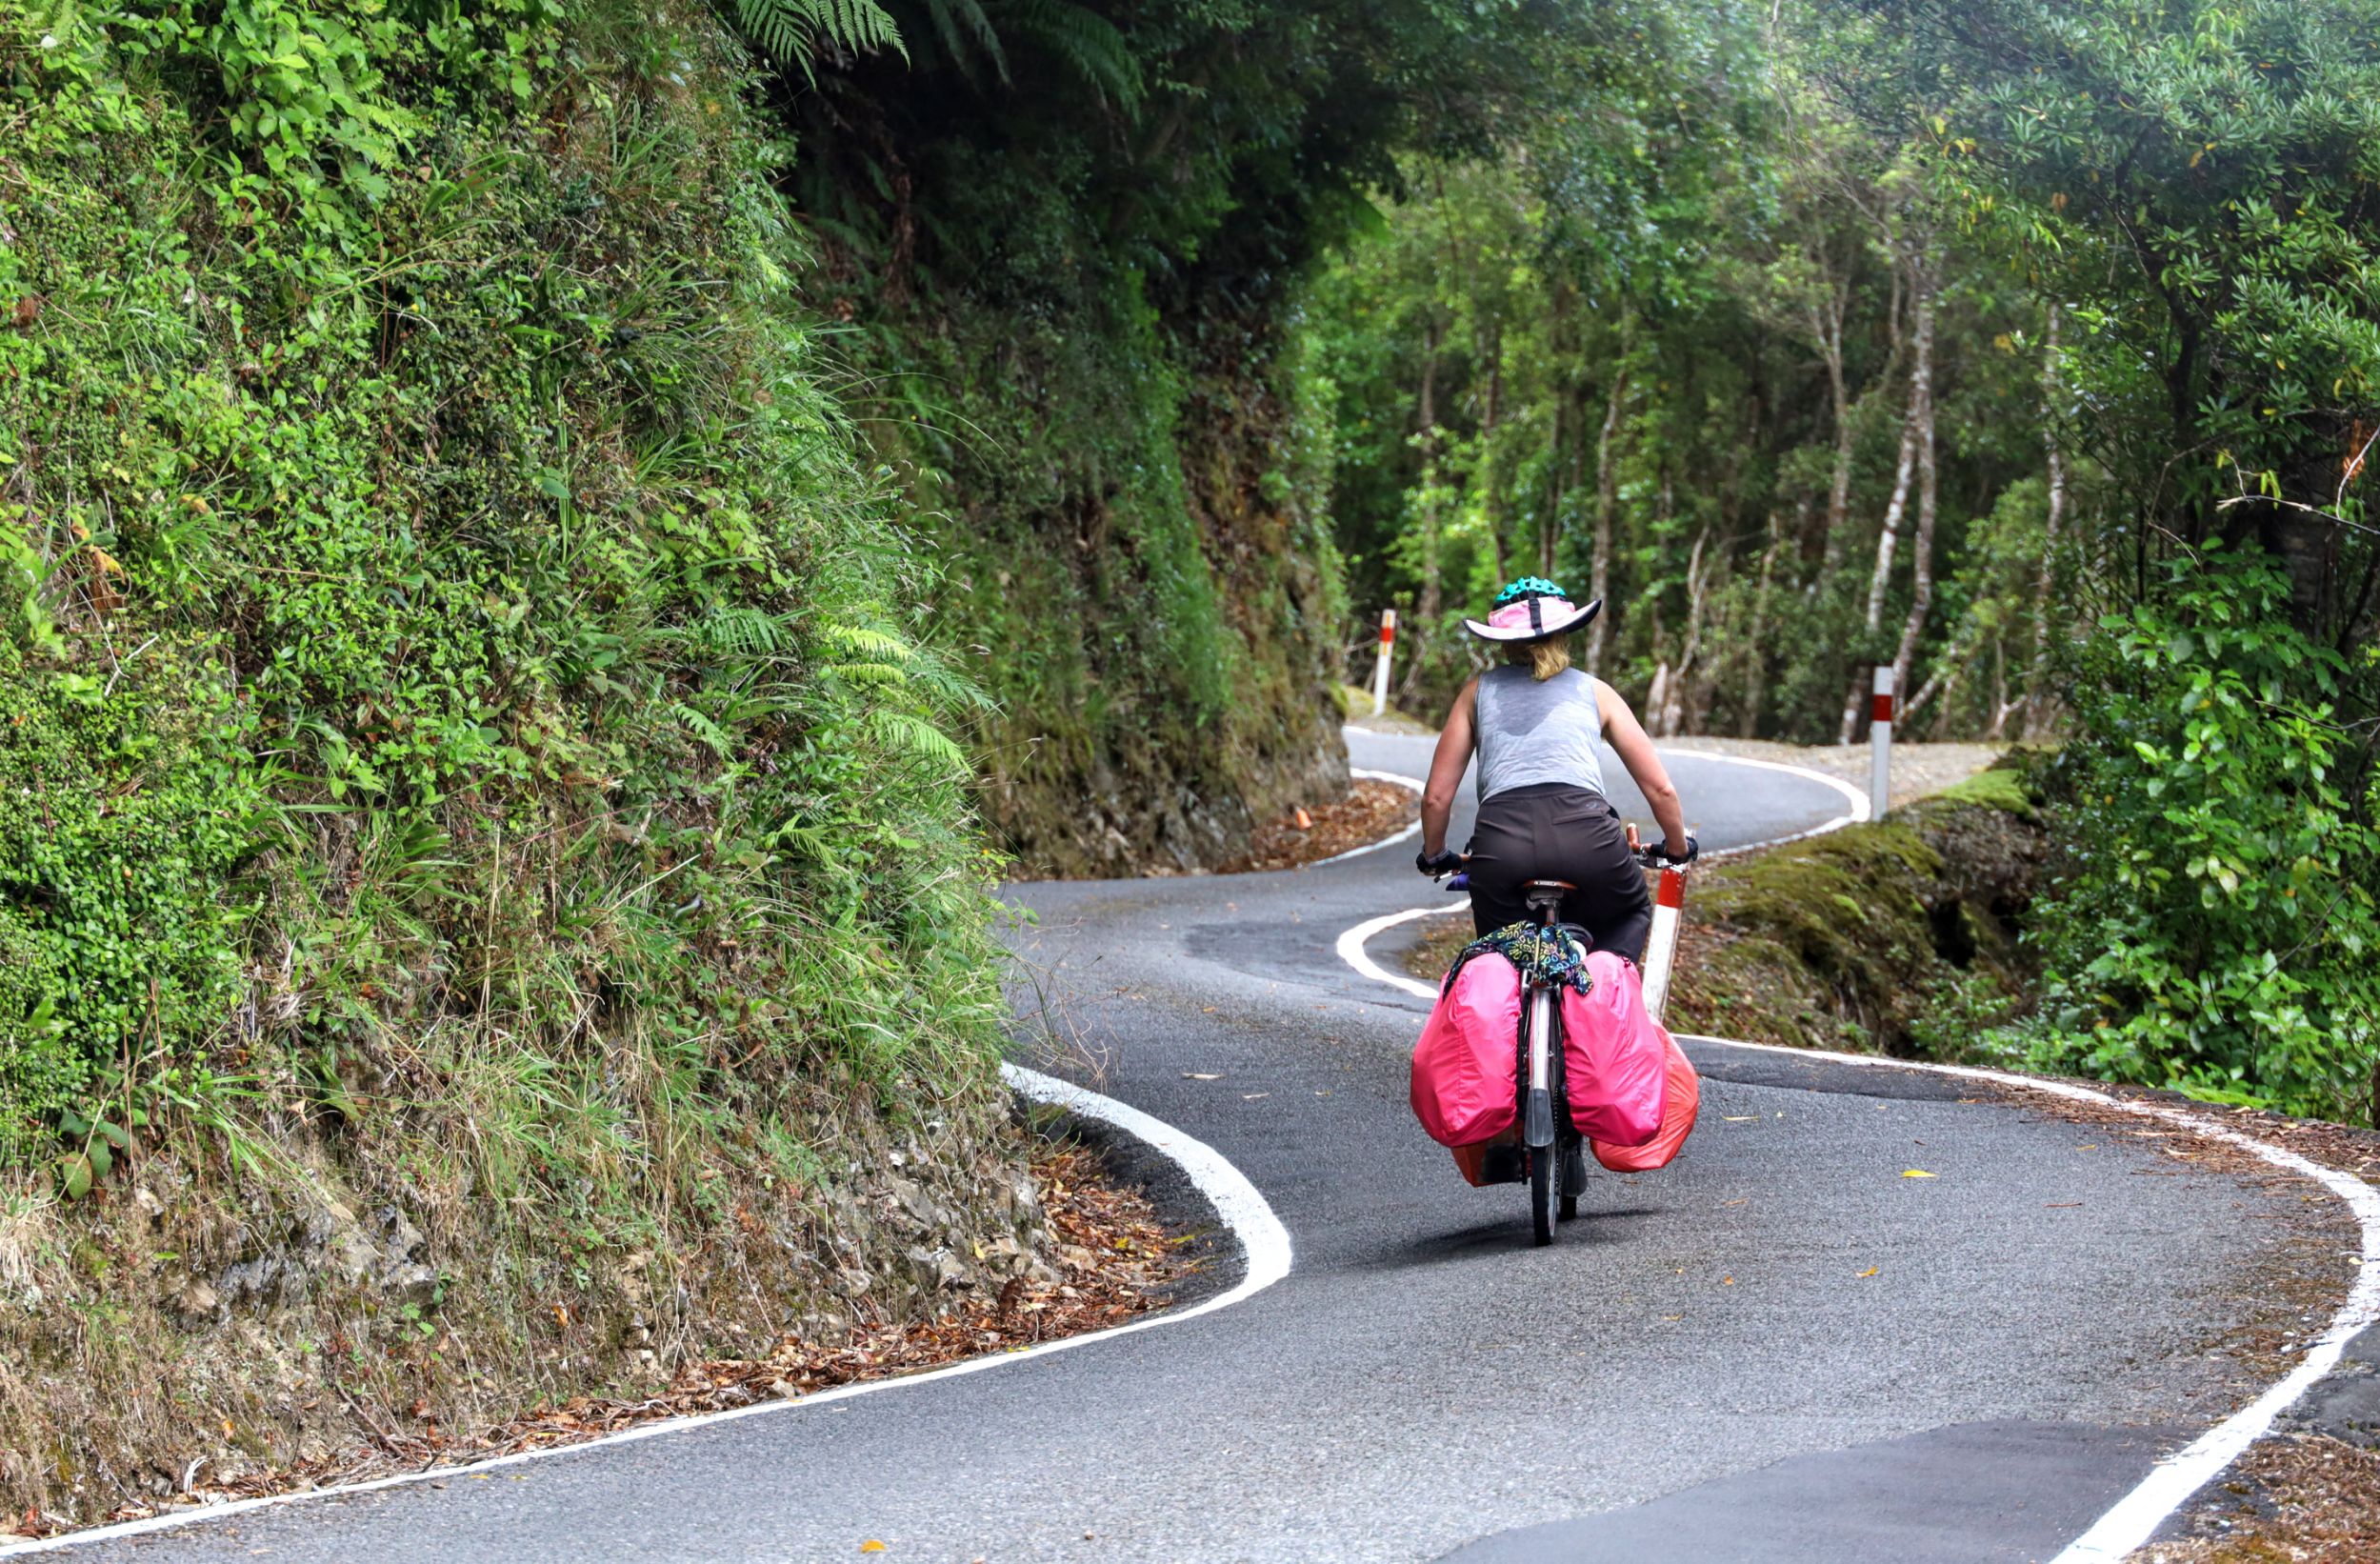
[0,639,251,1145]
[2009,553,2380,1119]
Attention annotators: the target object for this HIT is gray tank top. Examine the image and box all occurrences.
[1474,667,1610,801]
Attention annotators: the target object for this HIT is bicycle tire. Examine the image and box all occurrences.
[1530,1144,1554,1246]
[1559,1143,1581,1221]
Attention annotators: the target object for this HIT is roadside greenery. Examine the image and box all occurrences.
[1,0,1004,1266]
[2,1,2377,1521]
[0,0,1073,1523]
[2010,557,2380,1113]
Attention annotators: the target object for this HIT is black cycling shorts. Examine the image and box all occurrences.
[1464,782,1651,960]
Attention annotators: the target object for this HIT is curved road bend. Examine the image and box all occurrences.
[74,731,2338,1563]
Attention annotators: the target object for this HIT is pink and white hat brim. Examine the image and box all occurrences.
[1464,594,1602,643]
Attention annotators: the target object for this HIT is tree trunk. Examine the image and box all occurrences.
[1541,286,1573,575]
[1662,528,1711,736]
[1902,658,1954,733]
[1415,321,1444,627]
[1589,357,1629,675]
[1479,334,1506,586]
[2022,305,2067,740]
[1888,285,1940,703]
[1839,271,1932,744]
[1862,315,1928,635]
[1813,283,1855,590]
[1543,388,1565,575]
[1740,509,1783,737]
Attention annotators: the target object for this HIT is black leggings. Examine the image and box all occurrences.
[1465,783,1651,960]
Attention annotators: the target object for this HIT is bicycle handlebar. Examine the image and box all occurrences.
[1632,834,1698,871]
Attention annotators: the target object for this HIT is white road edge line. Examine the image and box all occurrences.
[1330,749,2380,1563]
[1327,744,1869,876]
[1658,749,1871,852]
[0,1064,1291,1560]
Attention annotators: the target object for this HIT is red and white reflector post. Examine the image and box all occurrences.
[1370,609,1397,715]
[1869,665,1894,820]
[1640,866,1687,1024]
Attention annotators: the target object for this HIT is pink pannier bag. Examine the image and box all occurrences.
[1558,952,1669,1148]
[1591,1027,1699,1172]
[1412,947,1678,1177]
[1410,952,1524,1151]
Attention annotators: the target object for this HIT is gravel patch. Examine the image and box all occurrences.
[1657,735,2010,806]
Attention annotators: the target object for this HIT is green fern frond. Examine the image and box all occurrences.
[672,702,736,757]
[1012,0,1142,111]
[816,622,916,663]
[729,0,907,75]
[868,710,970,773]
[694,606,794,659]
[917,0,1007,79]
[824,661,910,686]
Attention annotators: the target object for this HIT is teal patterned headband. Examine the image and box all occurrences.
[1494,576,1567,607]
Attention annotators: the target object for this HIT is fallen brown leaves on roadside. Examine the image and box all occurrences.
[27,1143,1182,1540]
[1213,779,1412,873]
[2128,1434,2380,1563]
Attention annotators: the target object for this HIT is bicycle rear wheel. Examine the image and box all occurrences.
[1530,1145,1554,1246]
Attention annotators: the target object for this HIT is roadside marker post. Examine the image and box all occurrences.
[1640,866,1686,1024]
[1870,666,1894,820]
[1370,609,1396,715]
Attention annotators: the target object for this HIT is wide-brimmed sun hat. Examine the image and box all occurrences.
[1464,576,1603,644]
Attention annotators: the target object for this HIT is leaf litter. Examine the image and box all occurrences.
[1212,779,1414,873]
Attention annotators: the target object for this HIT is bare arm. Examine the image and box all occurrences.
[1595,679,1690,855]
[1420,679,1478,857]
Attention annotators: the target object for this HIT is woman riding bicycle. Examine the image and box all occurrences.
[1415,577,1696,958]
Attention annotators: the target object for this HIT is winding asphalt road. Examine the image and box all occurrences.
[69,731,2336,1562]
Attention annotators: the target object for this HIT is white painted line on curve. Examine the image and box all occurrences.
[1335,905,1451,1001]
[0,1065,1291,1559]
[1333,746,1876,1007]
[1653,748,1871,851]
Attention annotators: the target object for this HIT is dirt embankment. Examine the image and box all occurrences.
[0,1114,1186,1540]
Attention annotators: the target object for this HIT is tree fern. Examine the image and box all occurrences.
[905,0,1139,110]
[730,0,907,77]
[915,0,1008,79]
[1011,0,1141,111]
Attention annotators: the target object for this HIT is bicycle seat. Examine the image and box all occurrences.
[1521,878,1574,915]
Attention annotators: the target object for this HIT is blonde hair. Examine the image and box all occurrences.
[1503,635,1571,682]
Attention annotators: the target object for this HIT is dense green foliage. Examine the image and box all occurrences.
[1828,0,2380,1116]
[763,0,1646,870]
[2011,558,2380,1109]
[1,0,1004,1187]
[0,0,2371,1253]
